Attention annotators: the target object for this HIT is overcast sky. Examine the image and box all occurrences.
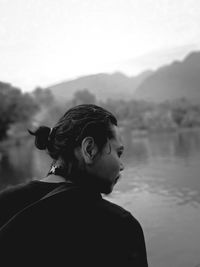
[0,0,200,91]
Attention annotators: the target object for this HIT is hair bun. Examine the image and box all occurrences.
[28,126,51,150]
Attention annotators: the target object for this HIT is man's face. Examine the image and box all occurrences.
[90,125,124,194]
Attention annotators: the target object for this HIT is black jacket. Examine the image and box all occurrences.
[0,181,148,266]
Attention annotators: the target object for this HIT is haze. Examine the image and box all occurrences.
[0,0,200,91]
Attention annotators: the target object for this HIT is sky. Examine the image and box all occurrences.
[0,0,200,92]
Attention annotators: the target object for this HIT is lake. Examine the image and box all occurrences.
[0,129,200,267]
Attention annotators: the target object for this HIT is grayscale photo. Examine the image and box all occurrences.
[0,1,200,266]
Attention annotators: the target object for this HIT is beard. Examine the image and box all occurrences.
[71,167,115,195]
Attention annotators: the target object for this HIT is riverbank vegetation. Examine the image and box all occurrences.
[1,84,200,143]
[36,89,200,133]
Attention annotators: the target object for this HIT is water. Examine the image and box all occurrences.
[0,129,200,267]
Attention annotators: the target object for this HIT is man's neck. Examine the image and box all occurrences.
[41,174,67,183]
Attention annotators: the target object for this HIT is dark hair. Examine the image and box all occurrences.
[29,104,117,162]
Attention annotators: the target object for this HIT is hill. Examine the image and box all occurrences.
[134,51,200,103]
[46,71,152,102]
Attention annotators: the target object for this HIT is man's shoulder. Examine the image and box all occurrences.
[101,197,129,214]
[98,197,139,224]
[0,182,32,199]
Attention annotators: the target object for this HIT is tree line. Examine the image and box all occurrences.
[1,84,200,142]
[35,88,200,132]
[0,83,53,141]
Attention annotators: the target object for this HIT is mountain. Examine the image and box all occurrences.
[134,51,200,103]
[46,71,152,102]
[46,50,200,104]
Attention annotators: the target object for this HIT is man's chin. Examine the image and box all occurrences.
[101,182,115,195]
[87,175,117,195]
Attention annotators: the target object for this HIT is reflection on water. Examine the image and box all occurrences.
[119,128,200,206]
[0,138,34,190]
[0,138,51,191]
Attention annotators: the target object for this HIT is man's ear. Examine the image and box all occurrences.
[81,137,98,164]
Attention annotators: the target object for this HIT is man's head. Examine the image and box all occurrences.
[30,104,124,193]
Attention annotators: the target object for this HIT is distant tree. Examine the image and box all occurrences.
[0,82,38,140]
[171,98,190,127]
[35,103,68,126]
[72,89,96,106]
[99,99,118,118]
[32,87,55,107]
